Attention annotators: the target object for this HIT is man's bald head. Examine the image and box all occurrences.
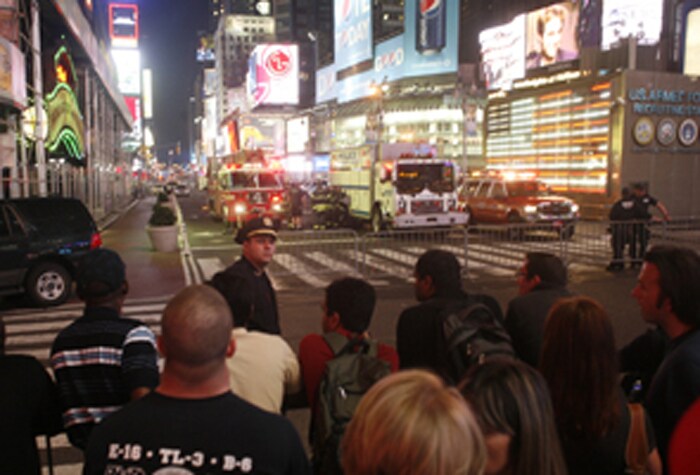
[161,285,233,367]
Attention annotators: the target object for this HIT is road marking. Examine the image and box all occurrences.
[306,251,389,286]
[274,253,329,288]
[197,257,226,281]
[347,249,413,282]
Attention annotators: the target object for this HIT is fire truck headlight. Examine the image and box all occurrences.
[524,205,538,214]
[272,203,282,212]
[234,203,247,215]
[571,203,580,214]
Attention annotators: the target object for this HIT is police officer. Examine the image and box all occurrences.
[607,187,644,272]
[632,183,670,263]
[215,217,281,334]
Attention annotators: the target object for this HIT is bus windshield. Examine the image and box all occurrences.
[396,163,455,194]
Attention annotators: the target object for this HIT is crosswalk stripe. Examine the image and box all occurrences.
[274,253,329,288]
[198,257,226,281]
[305,251,390,286]
[349,250,413,282]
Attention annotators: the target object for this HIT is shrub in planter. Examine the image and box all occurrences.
[149,205,177,226]
[156,191,170,204]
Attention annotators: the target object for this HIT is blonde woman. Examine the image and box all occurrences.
[342,370,486,475]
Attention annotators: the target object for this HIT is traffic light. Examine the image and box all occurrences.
[176,141,181,154]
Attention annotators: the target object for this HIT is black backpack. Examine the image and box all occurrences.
[312,332,392,475]
[440,300,515,384]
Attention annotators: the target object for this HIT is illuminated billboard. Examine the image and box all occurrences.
[124,95,141,138]
[248,44,299,107]
[196,34,214,63]
[109,3,138,48]
[111,48,140,95]
[286,117,309,153]
[684,4,700,75]
[318,0,459,104]
[601,0,663,50]
[486,81,612,194]
[334,0,372,71]
[479,15,526,91]
[525,2,579,70]
[239,115,285,155]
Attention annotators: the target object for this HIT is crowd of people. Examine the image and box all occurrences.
[1,214,699,475]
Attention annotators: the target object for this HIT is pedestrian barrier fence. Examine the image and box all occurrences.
[256,218,700,284]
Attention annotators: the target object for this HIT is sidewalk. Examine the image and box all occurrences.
[97,197,186,301]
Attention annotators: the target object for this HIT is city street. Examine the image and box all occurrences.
[3,191,653,474]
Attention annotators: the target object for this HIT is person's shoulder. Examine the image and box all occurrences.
[0,353,45,371]
[299,333,327,354]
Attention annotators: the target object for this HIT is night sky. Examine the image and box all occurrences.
[138,0,208,163]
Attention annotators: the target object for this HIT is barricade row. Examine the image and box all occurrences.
[255,218,700,282]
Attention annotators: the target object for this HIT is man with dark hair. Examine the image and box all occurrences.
[208,272,301,414]
[222,216,281,334]
[631,245,700,466]
[1,317,63,474]
[298,277,399,418]
[84,285,310,474]
[504,252,571,367]
[396,249,503,375]
[50,248,159,450]
[631,182,670,262]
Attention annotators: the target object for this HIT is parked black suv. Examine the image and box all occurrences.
[0,198,102,306]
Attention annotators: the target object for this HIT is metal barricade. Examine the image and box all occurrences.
[270,229,361,282]
[360,228,469,280]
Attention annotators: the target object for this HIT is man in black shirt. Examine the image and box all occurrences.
[84,285,310,475]
[396,249,503,381]
[0,318,62,474]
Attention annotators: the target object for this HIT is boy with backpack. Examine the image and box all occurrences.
[397,249,513,384]
[298,277,399,474]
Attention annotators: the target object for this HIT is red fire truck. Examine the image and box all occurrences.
[207,150,287,229]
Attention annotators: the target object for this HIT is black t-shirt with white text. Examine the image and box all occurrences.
[84,391,310,474]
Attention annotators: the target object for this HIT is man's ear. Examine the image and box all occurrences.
[531,274,542,286]
[326,312,341,331]
[226,336,236,358]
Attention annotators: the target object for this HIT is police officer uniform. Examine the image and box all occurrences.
[607,188,644,271]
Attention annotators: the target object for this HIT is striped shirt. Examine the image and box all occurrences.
[50,306,159,449]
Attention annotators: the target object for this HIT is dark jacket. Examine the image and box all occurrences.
[396,290,503,380]
[223,256,280,334]
[504,283,572,367]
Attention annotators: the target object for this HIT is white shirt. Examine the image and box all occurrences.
[227,328,302,413]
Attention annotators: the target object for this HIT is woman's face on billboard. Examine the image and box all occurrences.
[542,15,564,61]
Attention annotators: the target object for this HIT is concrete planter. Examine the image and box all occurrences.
[147,224,179,252]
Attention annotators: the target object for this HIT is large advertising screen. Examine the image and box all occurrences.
[334,0,372,71]
[111,48,140,95]
[601,0,663,50]
[525,1,579,70]
[109,3,138,48]
[248,44,299,107]
[479,15,526,91]
[239,115,285,155]
[319,0,459,104]
[286,116,309,153]
[684,4,700,75]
